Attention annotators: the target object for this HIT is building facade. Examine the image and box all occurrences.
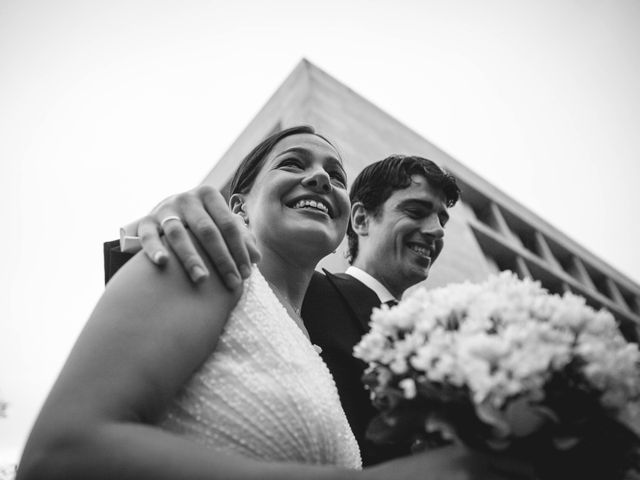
[203,59,640,340]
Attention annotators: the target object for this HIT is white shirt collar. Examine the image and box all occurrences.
[345,266,396,304]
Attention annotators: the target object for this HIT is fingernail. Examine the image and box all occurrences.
[240,265,252,279]
[225,273,242,289]
[153,250,168,265]
[191,266,209,283]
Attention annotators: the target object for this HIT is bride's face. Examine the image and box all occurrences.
[242,133,350,261]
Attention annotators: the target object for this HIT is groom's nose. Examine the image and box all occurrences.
[420,214,444,239]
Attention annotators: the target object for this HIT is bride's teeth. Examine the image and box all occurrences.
[292,199,329,214]
[293,200,329,212]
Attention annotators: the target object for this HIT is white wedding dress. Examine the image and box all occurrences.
[159,267,362,469]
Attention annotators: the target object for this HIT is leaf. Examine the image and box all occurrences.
[476,401,511,438]
[552,435,581,450]
[503,397,552,437]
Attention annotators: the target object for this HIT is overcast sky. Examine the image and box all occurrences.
[1,0,639,465]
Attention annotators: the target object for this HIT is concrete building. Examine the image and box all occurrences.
[203,59,640,340]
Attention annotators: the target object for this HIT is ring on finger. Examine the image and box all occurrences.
[160,215,183,230]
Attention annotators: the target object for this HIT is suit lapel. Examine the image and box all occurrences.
[323,270,381,333]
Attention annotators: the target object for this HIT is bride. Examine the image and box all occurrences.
[17,126,510,480]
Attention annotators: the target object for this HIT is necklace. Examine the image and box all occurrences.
[267,280,315,344]
[267,281,302,316]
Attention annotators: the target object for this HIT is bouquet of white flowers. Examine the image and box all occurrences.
[354,272,640,479]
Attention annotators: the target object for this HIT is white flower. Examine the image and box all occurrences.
[353,328,389,363]
[459,333,509,364]
[399,378,417,399]
[390,357,409,374]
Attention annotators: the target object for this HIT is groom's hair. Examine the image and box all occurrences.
[229,125,340,195]
[346,155,460,263]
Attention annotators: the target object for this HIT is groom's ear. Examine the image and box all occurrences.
[350,202,369,236]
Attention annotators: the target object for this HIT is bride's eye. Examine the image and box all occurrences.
[328,170,347,187]
[279,158,304,170]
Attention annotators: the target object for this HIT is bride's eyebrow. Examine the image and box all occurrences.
[275,147,310,158]
[325,157,346,174]
[275,147,342,165]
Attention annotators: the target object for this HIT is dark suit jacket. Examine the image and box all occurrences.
[103,241,409,466]
[302,270,410,466]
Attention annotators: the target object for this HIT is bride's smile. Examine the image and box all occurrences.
[288,196,333,217]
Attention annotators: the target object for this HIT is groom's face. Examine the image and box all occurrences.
[356,175,448,297]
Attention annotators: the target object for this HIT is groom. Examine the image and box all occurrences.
[104,154,460,466]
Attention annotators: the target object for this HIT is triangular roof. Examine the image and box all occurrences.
[202,59,640,334]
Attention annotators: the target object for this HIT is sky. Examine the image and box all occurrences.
[1,0,639,465]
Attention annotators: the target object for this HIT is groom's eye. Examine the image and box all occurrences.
[404,207,425,218]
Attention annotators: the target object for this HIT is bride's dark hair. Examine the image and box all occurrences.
[229,125,339,195]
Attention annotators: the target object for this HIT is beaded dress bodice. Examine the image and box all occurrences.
[159,267,362,469]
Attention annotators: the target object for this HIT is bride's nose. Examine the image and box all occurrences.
[301,167,331,193]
